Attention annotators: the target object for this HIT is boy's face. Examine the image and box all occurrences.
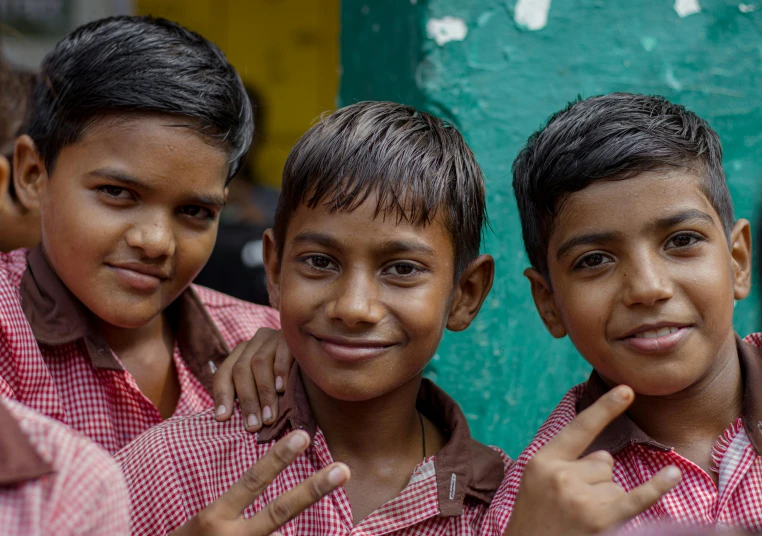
[14,114,229,329]
[263,197,493,402]
[527,170,751,397]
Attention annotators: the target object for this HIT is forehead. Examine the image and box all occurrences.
[550,170,721,245]
[54,113,229,191]
[285,196,454,256]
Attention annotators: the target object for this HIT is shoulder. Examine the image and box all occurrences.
[190,284,280,340]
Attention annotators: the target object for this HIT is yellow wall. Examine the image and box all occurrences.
[136,0,340,188]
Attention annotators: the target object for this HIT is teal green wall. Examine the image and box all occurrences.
[340,0,762,457]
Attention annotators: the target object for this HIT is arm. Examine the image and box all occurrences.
[504,386,681,536]
[213,328,294,432]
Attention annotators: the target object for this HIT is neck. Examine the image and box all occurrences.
[626,334,743,450]
[95,311,172,360]
[301,371,425,463]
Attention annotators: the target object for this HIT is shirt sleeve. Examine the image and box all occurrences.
[115,422,189,536]
[46,440,131,536]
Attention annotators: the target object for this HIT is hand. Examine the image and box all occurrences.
[213,328,294,431]
[171,430,350,536]
[505,385,682,536]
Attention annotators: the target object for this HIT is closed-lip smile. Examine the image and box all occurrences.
[107,262,170,291]
[312,334,396,363]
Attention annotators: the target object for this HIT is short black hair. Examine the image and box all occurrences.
[27,15,252,180]
[513,93,732,280]
[273,101,487,278]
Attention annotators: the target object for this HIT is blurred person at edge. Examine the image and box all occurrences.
[0,54,39,252]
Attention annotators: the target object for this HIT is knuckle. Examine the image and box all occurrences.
[268,498,295,526]
[251,352,270,365]
[240,468,269,495]
[232,360,250,376]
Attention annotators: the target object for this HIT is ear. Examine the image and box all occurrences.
[0,155,11,208]
[524,268,567,338]
[12,135,47,212]
[446,254,494,332]
[262,229,282,311]
[730,218,752,300]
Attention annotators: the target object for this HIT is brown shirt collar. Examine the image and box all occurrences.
[258,365,506,517]
[0,400,54,486]
[19,245,231,393]
[578,333,762,456]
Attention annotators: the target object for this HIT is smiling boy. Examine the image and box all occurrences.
[500,93,761,532]
[116,101,516,535]
[0,16,279,454]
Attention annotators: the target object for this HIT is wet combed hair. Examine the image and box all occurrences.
[27,15,252,180]
[513,93,733,280]
[273,101,487,278]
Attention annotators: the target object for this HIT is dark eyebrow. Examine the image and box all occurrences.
[87,167,226,209]
[291,233,436,256]
[556,232,622,262]
[647,208,715,232]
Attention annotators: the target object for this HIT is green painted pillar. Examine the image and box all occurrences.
[340,0,762,457]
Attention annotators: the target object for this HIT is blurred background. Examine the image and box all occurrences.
[2,0,761,458]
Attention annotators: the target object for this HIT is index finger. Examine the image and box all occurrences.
[540,385,634,461]
[212,430,311,519]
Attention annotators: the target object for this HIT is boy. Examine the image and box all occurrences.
[0,15,280,454]
[116,101,515,535]
[501,93,760,532]
[0,55,39,252]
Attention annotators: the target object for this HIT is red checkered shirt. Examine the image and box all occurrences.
[491,333,762,532]
[0,396,130,535]
[0,247,280,454]
[116,365,514,535]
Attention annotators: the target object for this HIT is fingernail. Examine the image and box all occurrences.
[611,385,631,403]
[328,465,347,485]
[263,406,273,422]
[662,466,681,483]
[216,405,227,417]
[289,431,309,450]
[275,376,284,391]
[247,414,259,428]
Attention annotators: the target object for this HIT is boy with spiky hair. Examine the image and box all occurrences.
[501,93,762,533]
[0,15,282,454]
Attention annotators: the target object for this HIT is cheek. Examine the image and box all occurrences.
[174,226,218,279]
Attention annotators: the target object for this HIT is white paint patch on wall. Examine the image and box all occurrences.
[739,3,756,13]
[426,16,468,46]
[514,0,551,31]
[674,0,701,17]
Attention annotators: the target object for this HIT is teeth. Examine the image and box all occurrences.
[633,327,680,339]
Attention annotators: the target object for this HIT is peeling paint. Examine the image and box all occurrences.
[640,36,657,51]
[739,3,756,12]
[426,16,468,46]
[514,0,551,30]
[674,0,701,17]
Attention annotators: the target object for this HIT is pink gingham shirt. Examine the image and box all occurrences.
[0,396,130,535]
[116,365,513,535]
[492,334,762,532]
[0,246,280,454]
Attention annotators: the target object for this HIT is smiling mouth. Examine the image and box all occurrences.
[312,335,395,363]
[106,264,168,292]
[620,325,692,353]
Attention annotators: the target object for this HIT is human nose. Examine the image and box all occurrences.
[325,269,384,327]
[621,254,674,307]
[125,211,176,259]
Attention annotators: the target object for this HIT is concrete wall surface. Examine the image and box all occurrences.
[340,0,762,457]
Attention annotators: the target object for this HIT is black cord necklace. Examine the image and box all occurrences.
[417,410,427,461]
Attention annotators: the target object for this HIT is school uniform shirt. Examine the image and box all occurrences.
[116,365,514,535]
[492,334,762,532]
[0,397,130,535]
[0,246,280,454]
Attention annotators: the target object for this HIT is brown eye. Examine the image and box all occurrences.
[573,252,613,271]
[583,254,604,267]
[305,255,335,271]
[670,234,694,248]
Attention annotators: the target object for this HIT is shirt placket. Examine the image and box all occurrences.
[715,436,755,528]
